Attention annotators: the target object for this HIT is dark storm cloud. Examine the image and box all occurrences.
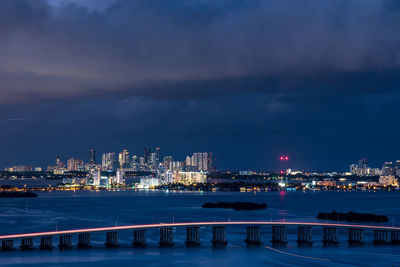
[1,0,400,103]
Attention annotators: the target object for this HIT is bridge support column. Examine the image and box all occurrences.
[77,233,90,248]
[105,232,119,247]
[40,236,54,249]
[323,227,338,245]
[297,226,312,244]
[348,228,364,245]
[133,230,146,247]
[159,227,174,246]
[212,226,227,246]
[374,230,389,244]
[20,238,34,250]
[186,227,200,246]
[245,226,261,245]
[59,234,72,249]
[271,226,287,244]
[1,240,14,251]
[391,231,400,244]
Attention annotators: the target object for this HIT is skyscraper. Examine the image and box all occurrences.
[90,149,96,164]
[119,149,130,168]
[143,148,151,164]
[102,152,116,171]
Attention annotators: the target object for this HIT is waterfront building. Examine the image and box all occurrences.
[93,169,101,186]
[379,175,398,186]
[174,171,207,185]
[115,170,125,184]
[187,152,212,171]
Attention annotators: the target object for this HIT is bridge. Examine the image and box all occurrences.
[1,221,400,250]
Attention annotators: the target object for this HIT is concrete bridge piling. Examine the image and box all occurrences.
[105,232,119,248]
[374,230,389,244]
[133,229,146,247]
[1,240,14,251]
[20,238,34,250]
[323,227,339,245]
[59,234,72,249]
[77,233,91,248]
[245,226,261,245]
[297,226,312,244]
[159,227,174,246]
[40,236,53,249]
[212,226,227,246]
[185,227,200,246]
[348,228,364,245]
[391,231,400,244]
[271,226,287,244]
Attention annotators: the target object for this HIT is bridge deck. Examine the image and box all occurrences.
[0,221,399,240]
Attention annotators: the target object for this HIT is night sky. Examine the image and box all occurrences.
[1,0,400,171]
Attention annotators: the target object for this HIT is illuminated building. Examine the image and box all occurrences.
[102,152,116,171]
[174,171,207,185]
[118,149,130,169]
[379,175,398,186]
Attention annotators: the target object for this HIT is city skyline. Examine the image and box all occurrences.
[2,0,400,171]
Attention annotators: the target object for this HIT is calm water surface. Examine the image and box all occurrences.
[0,190,400,266]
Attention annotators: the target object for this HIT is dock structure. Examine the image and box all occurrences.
[159,227,174,246]
[40,236,53,249]
[245,226,261,245]
[105,232,119,248]
[297,226,312,244]
[348,228,364,245]
[212,226,227,246]
[59,234,72,249]
[0,221,400,251]
[185,227,200,246]
[20,238,34,250]
[133,229,146,247]
[271,225,287,244]
[374,230,389,244]
[323,227,339,245]
[77,233,90,248]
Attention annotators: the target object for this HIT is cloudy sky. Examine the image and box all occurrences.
[1,0,400,171]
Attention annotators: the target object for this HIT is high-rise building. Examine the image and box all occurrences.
[382,162,395,176]
[90,149,96,164]
[396,160,400,177]
[164,156,173,171]
[93,169,101,186]
[67,158,84,171]
[119,149,130,168]
[143,148,151,164]
[189,152,212,171]
[102,152,116,171]
[155,147,160,165]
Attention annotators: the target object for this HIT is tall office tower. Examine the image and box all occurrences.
[119,149,130,168]
[131,155,138,170]
[155,147,160,165]
[116,170,125,184]
[382,161,394,176]
[102,152,116,171]
[357,159,368,175]
[201,152,212,171]
[143,148,151,164]
[90,149,96,164]
[93,169,101,186]
[149,152,157,167]
[164,156,173,171]
[191,153,198,168]
[186,156,191,166]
